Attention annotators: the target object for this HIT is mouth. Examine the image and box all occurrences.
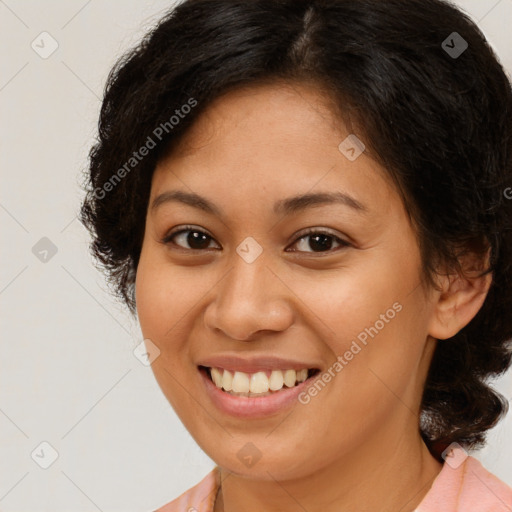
[199,365,321,398]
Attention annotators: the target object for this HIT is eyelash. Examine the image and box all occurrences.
[161,225,351,254]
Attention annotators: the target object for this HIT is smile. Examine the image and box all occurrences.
[203,366,319,396]
[198,364,322,418]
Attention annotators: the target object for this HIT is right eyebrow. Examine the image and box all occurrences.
[150,190,222,216]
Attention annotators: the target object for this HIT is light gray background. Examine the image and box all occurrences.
[1,1,511,511]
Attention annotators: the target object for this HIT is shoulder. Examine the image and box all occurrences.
[153,466,221,512]
[459,456,512,511]
[417,453,512,512]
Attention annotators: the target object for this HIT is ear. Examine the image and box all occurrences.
[428,248,492,340]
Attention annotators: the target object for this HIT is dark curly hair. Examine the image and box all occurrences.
[80,0,512,460]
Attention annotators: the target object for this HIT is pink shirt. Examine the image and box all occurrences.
[154,455,512,512]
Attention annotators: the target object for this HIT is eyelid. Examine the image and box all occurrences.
[163,224,213,239]
[161,225,220,249]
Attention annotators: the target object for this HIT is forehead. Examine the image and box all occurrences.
[150,81,398,220]
[166,81,346,159]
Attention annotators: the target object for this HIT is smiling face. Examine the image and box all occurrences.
[135,81,441,481]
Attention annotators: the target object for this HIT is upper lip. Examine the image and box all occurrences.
[197,354,321,374]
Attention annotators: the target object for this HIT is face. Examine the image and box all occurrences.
[135,82,439,481]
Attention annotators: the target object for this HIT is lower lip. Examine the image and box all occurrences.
[198,367,316,418]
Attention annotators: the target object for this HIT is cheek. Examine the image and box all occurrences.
[288,249,427,396]
[135,249,215,359]
[134,252,200,411]
[135,256,166,338]
[288,258,407,350]
[135,247,185,345]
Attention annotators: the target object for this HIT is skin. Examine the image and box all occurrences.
[135,81,491,512]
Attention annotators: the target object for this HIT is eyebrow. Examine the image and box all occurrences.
[150,189,367,216]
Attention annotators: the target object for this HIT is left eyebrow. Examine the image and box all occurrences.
[273,191,368,216]
[150,189,368,217]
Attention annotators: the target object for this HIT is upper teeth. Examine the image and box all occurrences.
[210,367,309,394]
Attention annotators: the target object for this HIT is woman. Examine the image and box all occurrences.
[80,0,512,510]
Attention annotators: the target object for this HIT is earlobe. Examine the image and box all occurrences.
[428,250,492,340]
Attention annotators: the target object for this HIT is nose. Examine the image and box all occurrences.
[203,250,295,341]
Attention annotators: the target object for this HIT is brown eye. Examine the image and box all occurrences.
[162,226,219,250]
[288,230,350,254]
